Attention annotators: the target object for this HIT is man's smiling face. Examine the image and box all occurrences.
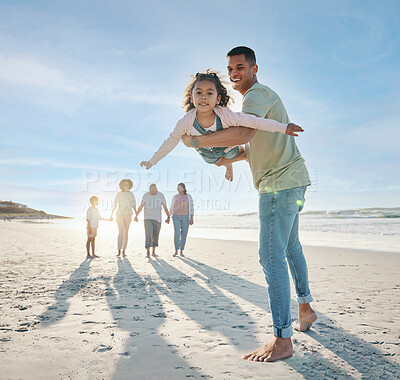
[227,54,258,95]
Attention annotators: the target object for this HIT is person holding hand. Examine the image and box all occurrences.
[169,183,194,257]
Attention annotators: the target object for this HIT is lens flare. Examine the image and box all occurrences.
[296,200,304,206]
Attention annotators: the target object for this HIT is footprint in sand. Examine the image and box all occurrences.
[96,345,113,352]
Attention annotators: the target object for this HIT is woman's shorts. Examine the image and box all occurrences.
[87,228,98,238]
[197,146,240,164]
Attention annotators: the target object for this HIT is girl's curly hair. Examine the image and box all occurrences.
[182,70,232,112]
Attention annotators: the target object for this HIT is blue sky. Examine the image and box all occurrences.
[0,0,399,217]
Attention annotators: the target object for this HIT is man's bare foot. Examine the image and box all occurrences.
[86,254,91,258]
[225,165,233,181]
[151,253,157,257]
[92,254,100,258]
[243,336,293,362]
[297,303,317,332]
[173,251,178,257]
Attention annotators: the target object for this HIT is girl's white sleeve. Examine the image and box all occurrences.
[221,107,287,133]
[148,119,187,166]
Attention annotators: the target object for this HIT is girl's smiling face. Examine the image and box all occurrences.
[191,80,221,113]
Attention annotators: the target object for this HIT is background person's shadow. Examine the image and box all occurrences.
[39,257,92,327]
[38,255,400,379]
[150,258,260,352]
[104,257,203,380]
[180,257,400,379]
[180,257,272,312]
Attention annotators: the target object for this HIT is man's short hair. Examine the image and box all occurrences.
[227,46,256,66]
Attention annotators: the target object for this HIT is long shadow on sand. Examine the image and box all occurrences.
[39,257,92,326]
[180,257,400,379]
[150,258,260,352]
[104,257,203,380]
[38,255,400,379]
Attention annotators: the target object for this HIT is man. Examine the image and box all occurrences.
[135,184,170,258]
[182,46,317,362]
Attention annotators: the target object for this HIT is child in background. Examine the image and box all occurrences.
[140,71,304,181]
[86,196,112,258]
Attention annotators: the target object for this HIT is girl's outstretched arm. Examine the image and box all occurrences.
[218,107,304,136]
[141,118,188,169]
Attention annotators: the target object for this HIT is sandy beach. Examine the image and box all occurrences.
[0,220,399,379]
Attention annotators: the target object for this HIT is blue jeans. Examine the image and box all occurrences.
[259,186,312,338]
[172,214,190,250]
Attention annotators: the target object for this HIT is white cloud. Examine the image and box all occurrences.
[0,157,140,173]
[339,118,399,154]
[0,53,181,108]
[0,56,85,92]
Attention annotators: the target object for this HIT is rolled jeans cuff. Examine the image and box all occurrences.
[273,323,293,338]
[297,293,313,304]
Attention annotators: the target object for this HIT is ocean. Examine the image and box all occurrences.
[10,207,400,253]
[189,208,400,253]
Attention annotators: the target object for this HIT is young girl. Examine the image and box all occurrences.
[86,196,112,258]
[140,71,303,181]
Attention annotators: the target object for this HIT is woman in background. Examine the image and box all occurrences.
[111,179,137,257]
[170,183,194,257]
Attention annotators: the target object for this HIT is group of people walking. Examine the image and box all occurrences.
[86,180,193,259]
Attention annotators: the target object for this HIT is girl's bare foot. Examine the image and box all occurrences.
[225,164,233,181]
[297,303,317,331]
[243,336,293,362]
